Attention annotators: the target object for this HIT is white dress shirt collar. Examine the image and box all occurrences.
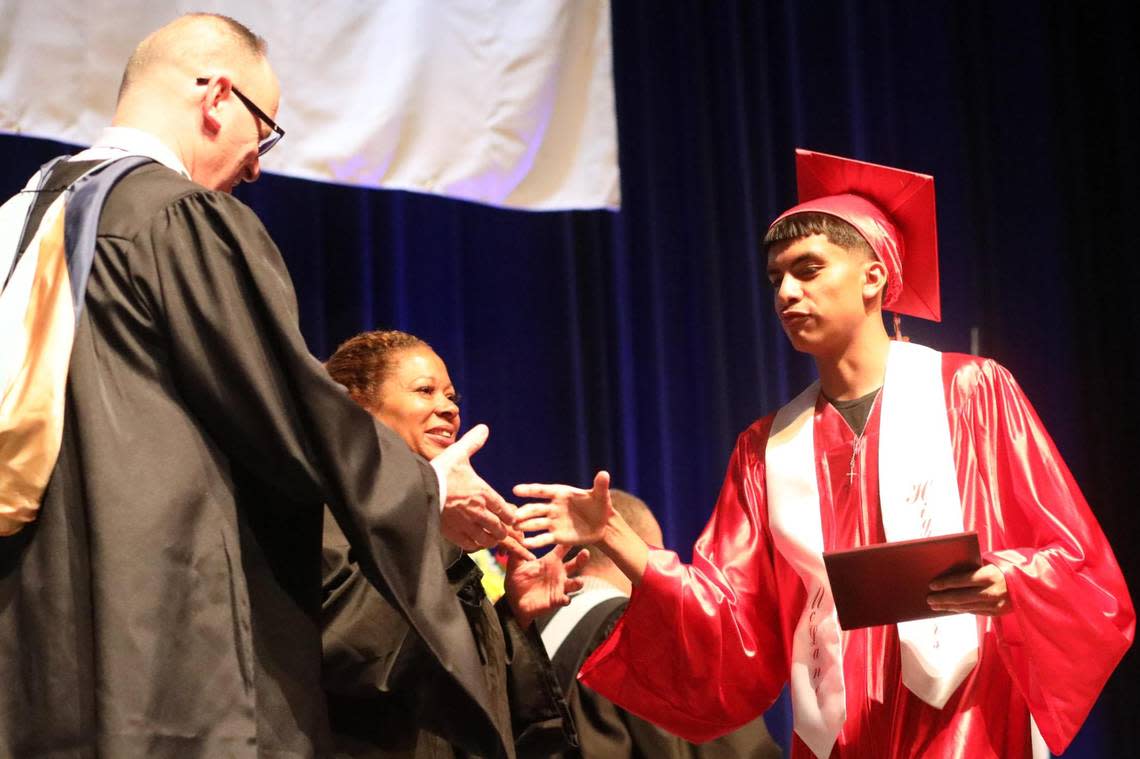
[72,126,192,180]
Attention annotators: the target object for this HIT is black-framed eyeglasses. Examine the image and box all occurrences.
[196,77,285,156]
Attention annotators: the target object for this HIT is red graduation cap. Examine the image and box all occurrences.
[769,149,941,322]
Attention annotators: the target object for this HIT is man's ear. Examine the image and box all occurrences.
[863,259,889,304]
[199,76,233,136]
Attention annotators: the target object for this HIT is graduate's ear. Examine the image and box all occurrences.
[198,76,233,137]
[863,259,889,306]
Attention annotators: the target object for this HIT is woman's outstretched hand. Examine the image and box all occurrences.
[499,537,590,629]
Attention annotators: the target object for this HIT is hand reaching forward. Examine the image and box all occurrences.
[513,470,613,549]
[430,424,516,552]
[500,538,590,629]
[927,563,1012,616]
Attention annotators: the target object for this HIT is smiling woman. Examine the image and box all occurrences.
[326,329,460,460]
[319,328,584,758]
[377,346,461,457]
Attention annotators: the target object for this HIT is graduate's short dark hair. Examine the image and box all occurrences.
[325,330,432,412]
[763,211,875,261]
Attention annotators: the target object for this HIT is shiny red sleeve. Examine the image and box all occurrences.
[952,358,1134,754]
[578,422,791,742]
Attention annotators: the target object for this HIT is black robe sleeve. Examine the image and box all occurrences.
[497,597,578,757]
[145,189,507,756]
[321,508,575,758]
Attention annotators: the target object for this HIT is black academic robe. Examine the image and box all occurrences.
[538,597,781,759]
[0,161,502,758]
[321,511,573,759]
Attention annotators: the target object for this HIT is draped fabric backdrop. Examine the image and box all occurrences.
[1,1,1136,756]
[0,0,619,209]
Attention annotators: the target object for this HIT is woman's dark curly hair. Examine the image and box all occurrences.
[325,329,430,411]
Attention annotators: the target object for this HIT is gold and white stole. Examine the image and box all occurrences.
[765,340,978,759]
[1,155,153,536]
[0,172,71,535]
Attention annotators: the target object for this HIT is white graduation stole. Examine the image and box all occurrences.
[766,341,978,759]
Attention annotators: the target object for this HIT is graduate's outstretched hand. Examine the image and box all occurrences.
[927,563,1011,616]
[499,538,589,629]
[431,424,516,552]
[513,471,613,549]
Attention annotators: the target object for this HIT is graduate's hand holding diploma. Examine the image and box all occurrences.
[514,471,651,585]
[430,423,516,552]
[928,563,1011,616]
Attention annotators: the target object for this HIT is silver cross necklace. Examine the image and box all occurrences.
[841,390,882,482]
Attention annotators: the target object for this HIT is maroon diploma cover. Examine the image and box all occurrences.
[823,531,982,630]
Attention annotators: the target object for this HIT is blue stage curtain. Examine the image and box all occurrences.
[2,1,1136,754]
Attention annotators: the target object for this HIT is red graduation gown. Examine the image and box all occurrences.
[580,353,1134,758]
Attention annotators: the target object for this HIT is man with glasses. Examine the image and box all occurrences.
[0,13,519,758]
[195,77,286,158]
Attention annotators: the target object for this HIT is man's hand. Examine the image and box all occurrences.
[513,470,613,549]
[928,563,1012,616]
[430,424,515,552]
[500,538,589,629]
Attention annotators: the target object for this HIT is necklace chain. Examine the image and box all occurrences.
[846,434,864,481]
[844,391,880,481]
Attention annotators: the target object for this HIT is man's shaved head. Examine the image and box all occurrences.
[111,13,280,193]
[117,13,266,104]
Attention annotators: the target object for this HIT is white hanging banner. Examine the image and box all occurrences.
[0,0,620,211]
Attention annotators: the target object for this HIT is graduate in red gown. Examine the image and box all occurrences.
[513,150,1134,758]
